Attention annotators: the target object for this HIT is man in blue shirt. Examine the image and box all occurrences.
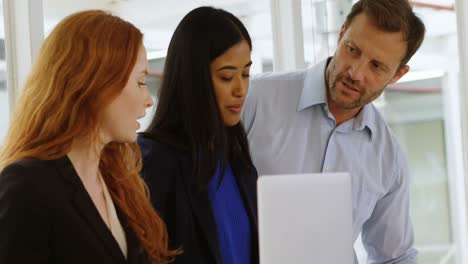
[242,0,425,263]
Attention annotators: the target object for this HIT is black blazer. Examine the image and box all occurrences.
[138,135,259,264]
[0,157,147,264]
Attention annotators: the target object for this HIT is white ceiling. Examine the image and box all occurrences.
[37,0,462,73]
[42,0,271,51]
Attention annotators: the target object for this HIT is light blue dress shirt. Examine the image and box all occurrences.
[242,59,417,264]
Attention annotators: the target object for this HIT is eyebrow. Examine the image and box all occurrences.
[216,61,253,71]
[346,40,355,46]
[346,41,359,51]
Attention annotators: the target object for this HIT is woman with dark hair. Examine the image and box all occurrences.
[138,6,258,264]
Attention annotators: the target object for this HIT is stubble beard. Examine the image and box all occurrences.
[328,71,385,110]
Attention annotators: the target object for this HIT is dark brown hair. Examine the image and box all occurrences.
[344,0,426,66]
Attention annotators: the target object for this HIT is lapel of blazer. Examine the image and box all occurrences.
[54,156,127,264]
[235,168,259,262]
[180,156,221,264]
[117,208,146,264]
[236,169,258,231]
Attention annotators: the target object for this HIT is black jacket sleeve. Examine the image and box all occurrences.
[0,162,51,264]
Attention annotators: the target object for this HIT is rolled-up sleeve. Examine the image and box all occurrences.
[361,149,417,264]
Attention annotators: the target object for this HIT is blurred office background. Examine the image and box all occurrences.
[1,0,468,263]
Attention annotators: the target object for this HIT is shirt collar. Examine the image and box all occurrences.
[353,103,376,140]
[297,57,376,139]
[297,59,329,112]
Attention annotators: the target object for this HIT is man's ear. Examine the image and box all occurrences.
[389,65,410,84]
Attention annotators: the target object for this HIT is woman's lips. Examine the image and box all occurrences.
[227,105,242,113]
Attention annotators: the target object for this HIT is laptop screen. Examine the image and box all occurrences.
[257,173,354,264]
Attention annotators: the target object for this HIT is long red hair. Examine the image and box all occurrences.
[0,10,178,263]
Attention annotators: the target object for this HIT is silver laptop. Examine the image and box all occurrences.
[257,173,354,264]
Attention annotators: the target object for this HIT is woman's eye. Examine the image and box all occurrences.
[221,77,233,82]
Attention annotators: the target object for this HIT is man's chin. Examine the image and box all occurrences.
[334,99,363,110]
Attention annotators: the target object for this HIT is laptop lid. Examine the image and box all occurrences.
[257,173,354,264]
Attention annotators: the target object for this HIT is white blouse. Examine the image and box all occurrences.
[100,175,128,258]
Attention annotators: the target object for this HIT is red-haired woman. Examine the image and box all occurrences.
[0,10,178,264]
